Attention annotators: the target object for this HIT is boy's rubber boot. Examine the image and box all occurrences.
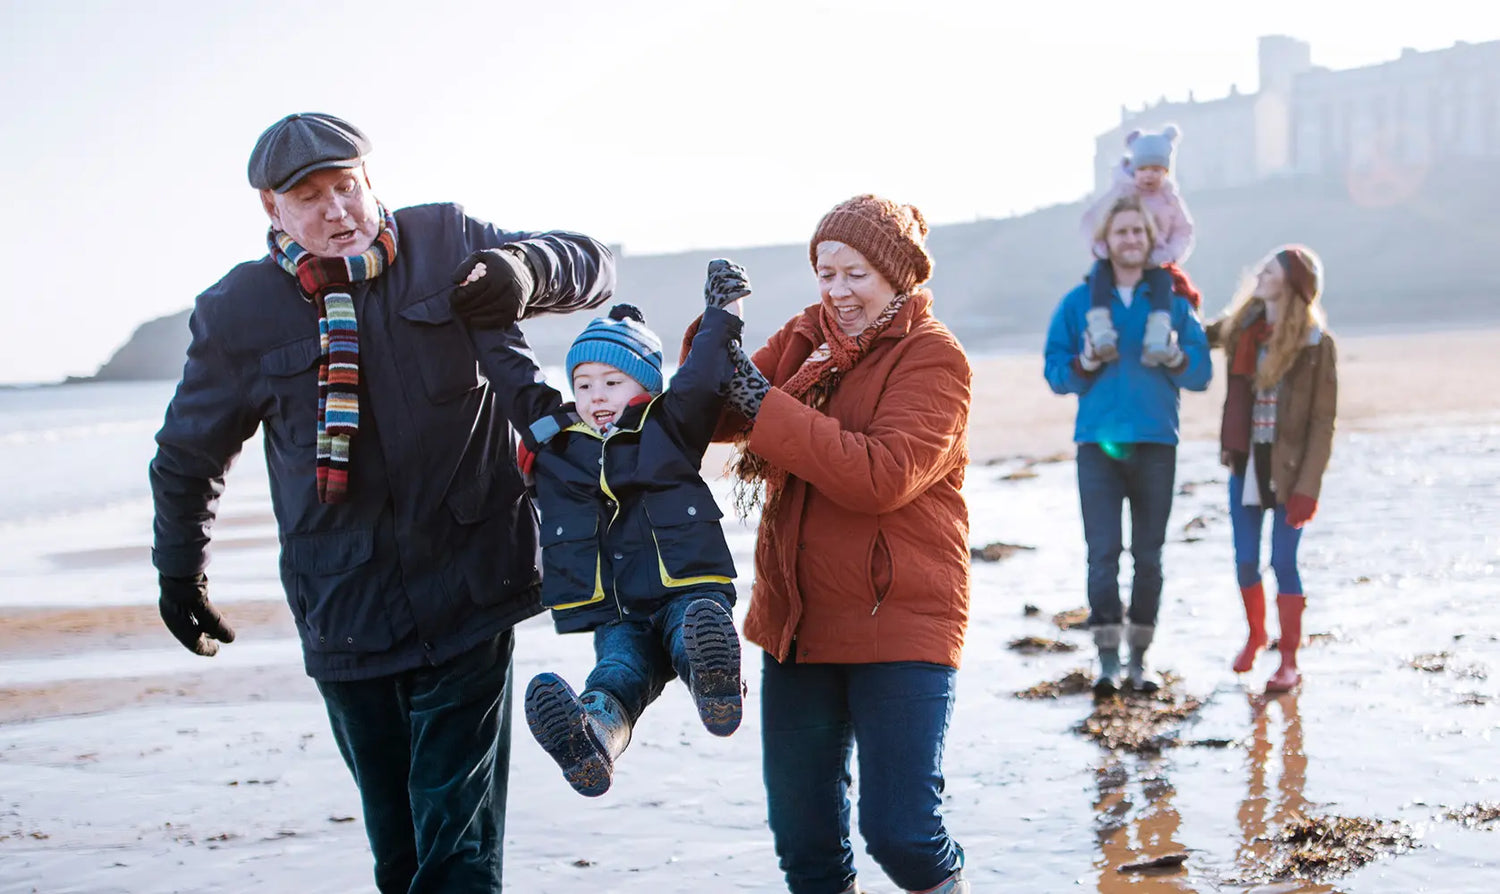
[1265,595,1305,693]
[1233,581,1269,673]
[1085,307,1120,362]
[1125,623,1160,693]
[524,673,632,797]
[683,598,743,736]
[910,869,971,893]
[1141,309,1175,366]
[1093,623,1123,698]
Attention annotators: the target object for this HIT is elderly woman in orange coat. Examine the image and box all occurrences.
[690,195,973,894]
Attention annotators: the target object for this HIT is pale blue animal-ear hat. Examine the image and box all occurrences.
[1126,124,1181,171]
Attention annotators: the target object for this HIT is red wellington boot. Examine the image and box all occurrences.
[1233,581,1268,673]
[1265,594,1305,693]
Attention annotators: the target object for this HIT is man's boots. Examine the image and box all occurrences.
[524,673,632,797]
[1125,623,1159,693]
[1265,594,1305,693]
[1233,581,1269,673]
[1093,623,1123,697]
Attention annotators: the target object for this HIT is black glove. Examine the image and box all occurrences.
[450,247,536,329]
[724,339,770,420]
[159,573,235,657]
[704,258,751,310]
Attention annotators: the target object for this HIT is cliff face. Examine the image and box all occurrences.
[91,164,1500,383]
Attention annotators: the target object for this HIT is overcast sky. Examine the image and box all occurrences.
[3,0,1497,383]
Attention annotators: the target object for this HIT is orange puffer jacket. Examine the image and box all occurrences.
[708,291,973,668]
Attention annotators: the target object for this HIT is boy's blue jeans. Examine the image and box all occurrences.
[760,651,964,894]
[1228,473,1304,594]
[316,629,514,894]
[1076,442,1178,628]
[584,591,732,722]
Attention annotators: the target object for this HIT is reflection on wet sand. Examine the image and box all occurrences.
[1093,751,1193,891]
[1088,692,1345,892]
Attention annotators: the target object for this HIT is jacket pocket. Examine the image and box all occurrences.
[540,512,603,609]
[870,529,894,611]
[397,290,483,403]
[641,489,735,586]
[282,528,393,653]
[259,337,322,447]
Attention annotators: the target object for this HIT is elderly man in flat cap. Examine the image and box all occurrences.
[149,112,614,892]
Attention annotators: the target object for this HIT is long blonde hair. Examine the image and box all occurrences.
[1091,194,1159,259]
[1221,247,1327,390]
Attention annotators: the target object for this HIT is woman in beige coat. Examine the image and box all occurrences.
[1207,245,1336,692]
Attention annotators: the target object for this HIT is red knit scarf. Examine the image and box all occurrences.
[731,292,912,517]
[1220,318,1272,457]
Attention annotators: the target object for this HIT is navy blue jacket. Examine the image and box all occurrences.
[150,203,615,680]
[476,306,741,634]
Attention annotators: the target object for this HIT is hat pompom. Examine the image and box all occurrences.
[1124,129,1142,147]
[1162,123,1181,142]
[608,303,646,324]
[906,204,929,240]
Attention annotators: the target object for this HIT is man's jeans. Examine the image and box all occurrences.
[1076,442,1177,628]
[317,629,514,894]
[1228,473,1304,594]
[761,651,964,894]
[584,591,732,722]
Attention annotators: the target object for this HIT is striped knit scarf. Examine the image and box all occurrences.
[268,206,399,503]
[731,292,911,519]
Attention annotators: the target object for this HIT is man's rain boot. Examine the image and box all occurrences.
[1233,581,1269,673]
[1125,623,1159,693]
[1093,624,1123,698]
[909,869,971,893]
[524,673,632,797]
[1265,594,1305,693]
[682,598,743,736]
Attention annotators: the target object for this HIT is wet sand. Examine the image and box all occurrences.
[4,327,1500,892]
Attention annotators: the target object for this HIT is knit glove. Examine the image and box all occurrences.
[159,573,235,657]
[704,258,751,310]
[1286,493,1318,529]
[450,247,536,329]
[725,339,770,420]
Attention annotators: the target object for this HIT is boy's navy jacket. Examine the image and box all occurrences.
[475,305,742,633]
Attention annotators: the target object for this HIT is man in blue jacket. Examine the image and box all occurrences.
[149,112,614,892]
[1044,194,1211,697]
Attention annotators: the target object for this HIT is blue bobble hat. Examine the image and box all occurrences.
[566,304,664,395]
[1126,124,1181,171]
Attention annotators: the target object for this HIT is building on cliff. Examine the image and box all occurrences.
[1094,35,1500,194]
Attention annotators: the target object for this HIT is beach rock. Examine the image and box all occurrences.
[1117,852,1188,872]
[1007,636,1079,654]
[1246,814,1418,882]
[1443,802,1500,828]
[1014,669,1093,700]
[1052,607,1090,630]
[1022,603,1041,617]
[970,541,1035,562]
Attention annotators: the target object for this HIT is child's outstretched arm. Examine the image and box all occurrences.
[660,260,752,446]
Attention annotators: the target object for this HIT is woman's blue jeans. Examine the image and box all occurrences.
[761,651,964,894]
[316,629,514,894]
[1228,473,1304,594]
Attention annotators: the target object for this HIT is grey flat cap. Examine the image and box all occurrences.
[247,113,372,192]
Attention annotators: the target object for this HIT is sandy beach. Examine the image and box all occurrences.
[2,327,1499,893]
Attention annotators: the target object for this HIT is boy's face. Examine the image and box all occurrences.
[572,362,648,433]
[1133,165,1166,192]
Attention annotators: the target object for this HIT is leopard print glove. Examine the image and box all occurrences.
[704,258,751,310]
[724,339,770,419]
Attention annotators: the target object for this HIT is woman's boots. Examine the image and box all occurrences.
[1233,581,1269,673]
[1265,594,1305,692]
